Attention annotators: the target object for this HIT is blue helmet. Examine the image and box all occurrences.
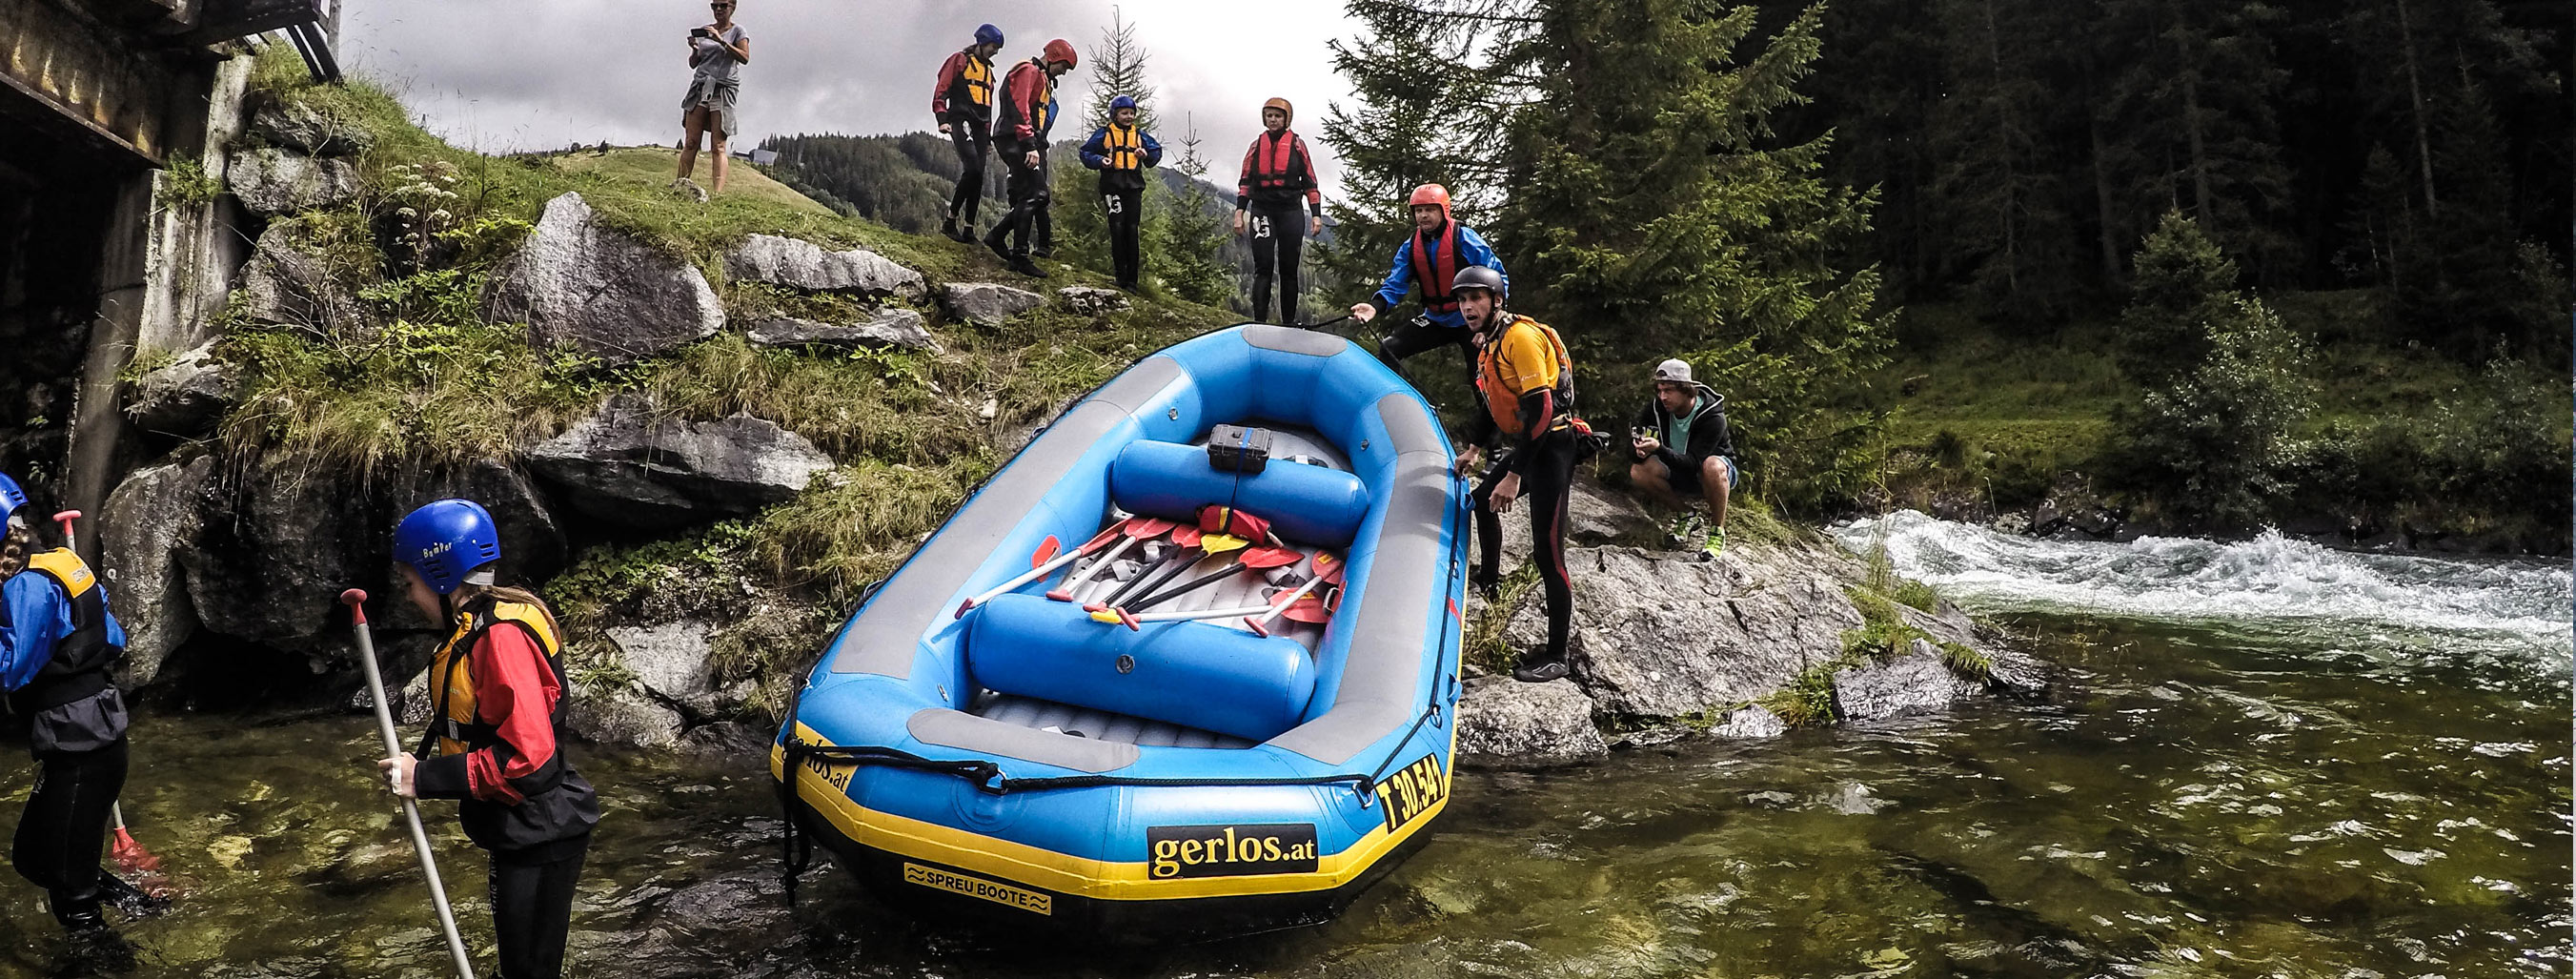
[974,23,1004,47]
[394,499,501,596]
[1108,95,1138,113]
[0,472,23,523]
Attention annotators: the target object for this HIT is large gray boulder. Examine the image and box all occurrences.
[237,222,366,336]
[1454,676,1608,767]
[1493,476,1662,570]
[525,395,833,528]
[1057,285,1128,316]
[567,684,685,749]
[939,282,1045,327]
[725,235,927,301]
[124,342,241,437]
[1832,641,1986,721]
[1507,546,1860,720]
[249,98,374,156]
[744,310,939,353]
[181,466,378,643]
[487,193,725,364]
[608,620,753,717]
[97,457,214,686]
[227,148,360,214]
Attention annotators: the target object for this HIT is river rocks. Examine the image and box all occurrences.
[1455,676,1607,767]
[1492,476,1663,570]
[1831,642,1986,721]
[1554,546,1861,720]
[608,620,754,716]
[98,457,214,686]
[488,193,725,364]
[181,466,378,644]
[1710,704,1789,739]
[1058,285,1128,316]
[248,98,373,157]
[124,342,240,437]
[725,235,927,301]
[744,310,939,353]
[939,282,1045,327]
[679,721,775,758]
[526,395,834,528]
[237,222,366,335]
[227,148,360,214]
[568,683,685,749]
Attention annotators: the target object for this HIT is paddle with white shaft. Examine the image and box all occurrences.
[1046,517,1176,602]
[1245,552,1343,637]
[340,589,477,979]
[956,519,1140,620]
[51,510,176,895]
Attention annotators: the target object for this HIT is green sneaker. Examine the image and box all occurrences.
[1663,513,1705,548]
[1702,526,1726,559]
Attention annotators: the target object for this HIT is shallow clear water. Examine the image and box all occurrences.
[0,515,2565,977]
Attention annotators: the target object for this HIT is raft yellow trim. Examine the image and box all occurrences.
[772,722,1455,902]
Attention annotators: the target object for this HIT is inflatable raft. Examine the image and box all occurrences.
[774,324,1468,937]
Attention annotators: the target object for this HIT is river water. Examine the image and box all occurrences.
[1,513,2566,977]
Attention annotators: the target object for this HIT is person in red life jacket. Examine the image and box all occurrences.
[0,473,161,938]
[1448,268,1592,683]
[1347,183,1508,368]
[1080,95,1166,292]
[982,38,1078,278]
[932,23,1005,243]
[377,500,599,979]
[1234,97,1325,324]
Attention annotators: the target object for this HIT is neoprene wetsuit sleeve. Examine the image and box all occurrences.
[1371,240,1415,312]
[1508,389,1556,478]
[1142,132,1163,167]
[931,51,963,117]
[1079,128,1108,170]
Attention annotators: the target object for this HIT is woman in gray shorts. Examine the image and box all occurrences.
[678,0,749,194]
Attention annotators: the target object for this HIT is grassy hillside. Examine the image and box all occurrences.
[222,49,1243,711]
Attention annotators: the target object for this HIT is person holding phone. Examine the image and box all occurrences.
[676,0,751,195]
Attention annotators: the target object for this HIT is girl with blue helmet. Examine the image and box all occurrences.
[377,498,598,979]
[0,472,158,935]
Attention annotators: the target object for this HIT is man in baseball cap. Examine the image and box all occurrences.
[1629,358,1738,558]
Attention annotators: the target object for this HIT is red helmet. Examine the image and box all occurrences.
[1043,38,1079,70]
[1408,183,1451,218]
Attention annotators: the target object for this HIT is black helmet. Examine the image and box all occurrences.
[1450,265,1505,302]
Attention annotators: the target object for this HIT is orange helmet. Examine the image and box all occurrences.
[1408,183,1451,218]
[1043,38,1079,70]
[1262,97,1293,127]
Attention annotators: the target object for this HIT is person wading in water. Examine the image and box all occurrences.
[376,500,600,979]
[0,473,161,946]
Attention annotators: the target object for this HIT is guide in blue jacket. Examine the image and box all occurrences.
[1346,183,1508,371]
[1080,95,1165,292]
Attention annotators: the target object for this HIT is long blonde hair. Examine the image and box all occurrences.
[448,581,566,642]
[0,516,37,579]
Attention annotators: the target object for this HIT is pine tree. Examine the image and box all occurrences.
[1927,0,2082,320]
[1493,0,1894,510]
[2099,0,2295,279]
[1083,8,1157,133]
[1150,113,1240,306]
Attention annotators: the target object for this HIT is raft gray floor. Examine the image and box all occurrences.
[967,423,1349,749]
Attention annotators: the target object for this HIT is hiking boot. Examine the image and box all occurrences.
[50,889,108,934]
[941,217,967,243]
[1006,257,1047,277]
[1662,512,1705,548]
[1469,572,1501,602]
[1032,245,1056,259]
[98,874,170,919]
[1702,526,1726,560]
[984,235,1014,263]
[1511,656,1569,683]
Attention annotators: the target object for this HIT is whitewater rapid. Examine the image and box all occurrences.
[1833,511,2574,662]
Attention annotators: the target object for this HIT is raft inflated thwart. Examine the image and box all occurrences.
[775,324,1468,939]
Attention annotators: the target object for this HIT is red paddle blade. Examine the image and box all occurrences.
[1032,536,1062,568]
[1126,517,1178,539]
[1242,546,1301,569]
[1280,597,1330,623]
[1314,552,1346,584]
[1170,525,1204,547]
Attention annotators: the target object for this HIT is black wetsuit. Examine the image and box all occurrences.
[1472,434,1582,669]
[1236,130,1323,324]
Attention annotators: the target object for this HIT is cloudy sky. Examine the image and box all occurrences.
[340,0,1364,196]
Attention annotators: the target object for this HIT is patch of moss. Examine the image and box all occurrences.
[1759,662,1843,727]
[159,157,222,209]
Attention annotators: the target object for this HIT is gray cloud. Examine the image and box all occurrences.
[341,0,1364,197]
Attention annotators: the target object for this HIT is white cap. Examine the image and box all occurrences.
[1653,358,1693,384]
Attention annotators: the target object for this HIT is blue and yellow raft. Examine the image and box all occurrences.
[773,324,1469,937]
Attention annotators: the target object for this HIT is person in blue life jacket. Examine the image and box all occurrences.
[376,499,599,979]
[0,473,162,937]
[1347,183,1508,369]
[932,23,1005,242]
[1080,95,1166,292]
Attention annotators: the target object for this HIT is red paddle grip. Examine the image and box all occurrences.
[339,588,369,625]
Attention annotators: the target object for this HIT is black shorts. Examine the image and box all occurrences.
[1662,455,1738,495]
